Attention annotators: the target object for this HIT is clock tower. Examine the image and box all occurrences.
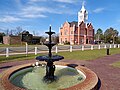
[78,2,88,26]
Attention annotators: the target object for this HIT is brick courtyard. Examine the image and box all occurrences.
[0,54,120,90]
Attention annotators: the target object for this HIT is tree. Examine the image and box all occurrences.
[95,28,104,44]
[2,27,23,36]
[21,30,33,44]
[116,36,120,44]
[15,26,23,35]
[104,27,119,44]
[0,32,5,43]
[96,28,103,35]
[51,33,59,44]
[9,27,23,36]
[40,36,46,44]
[5,29,9,36]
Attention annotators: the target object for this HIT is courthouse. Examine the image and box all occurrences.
[59,4,94,45]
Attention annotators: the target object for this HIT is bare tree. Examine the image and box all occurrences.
[15,26,23,35]
[6,29,9,36]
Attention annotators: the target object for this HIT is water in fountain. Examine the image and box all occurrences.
[9,65,86,90]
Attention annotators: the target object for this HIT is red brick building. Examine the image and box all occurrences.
[3,36,22,45]
[59,4,94,45]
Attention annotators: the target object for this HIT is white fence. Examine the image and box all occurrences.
[0,44,119,57]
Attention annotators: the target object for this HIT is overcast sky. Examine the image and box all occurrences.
[0,0,120,35]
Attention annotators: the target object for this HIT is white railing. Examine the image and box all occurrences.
[0,44,119,57]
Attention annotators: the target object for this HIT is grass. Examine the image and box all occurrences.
[0,54,33,63]
[58,48,120,60]
[0,48,120,63]
[0,44,25,47]
[111,61,120,68]
[0,53,44,63]
[58,49,106,60]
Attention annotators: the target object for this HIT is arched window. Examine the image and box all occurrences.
[71,31,73,34]
[61,32,62,35]
[64,30,68,35]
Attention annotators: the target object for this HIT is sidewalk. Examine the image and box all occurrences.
[62,54,120,90]
[0,54,120,90]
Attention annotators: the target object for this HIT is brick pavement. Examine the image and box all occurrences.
[0,54,120,90]
[62,54,120,90]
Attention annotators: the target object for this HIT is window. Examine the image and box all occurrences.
[80,39,83,43]
[89,30,93,36]
[74,30,78,35]
[71,31,73,34]
[65,38,67,41]
[64,30,68,35]
[80,28,84,35]
[85,29,87,35]
[61,38,62,42]
[61,32,62,35]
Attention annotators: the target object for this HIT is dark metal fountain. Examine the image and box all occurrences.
[36,26,64,83]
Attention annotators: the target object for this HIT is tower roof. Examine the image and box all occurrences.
[78,1,88,24]
[81,1,87,12]
[81,2,86,12]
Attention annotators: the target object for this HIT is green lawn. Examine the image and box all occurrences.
[0,54,43,63]
[111,61,120,68]
[58,48,120,60]
[58,49,106,60]
[0,44,25,47]
[0,48,120,63]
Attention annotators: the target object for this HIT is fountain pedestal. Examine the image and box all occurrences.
[44,62,56,82]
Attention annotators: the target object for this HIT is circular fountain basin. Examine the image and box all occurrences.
[9,65,85,90]
[0,62,99,90]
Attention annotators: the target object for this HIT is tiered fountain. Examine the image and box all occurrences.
[36,25,64,83]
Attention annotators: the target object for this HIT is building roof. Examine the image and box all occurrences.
[68,21,78,27]
[33,36,41,39]
[61,21,92,29]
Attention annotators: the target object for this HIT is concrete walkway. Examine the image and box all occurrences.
[0,54,120,90]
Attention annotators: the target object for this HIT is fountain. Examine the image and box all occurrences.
[36,25,64,83]
[0,26,99,90]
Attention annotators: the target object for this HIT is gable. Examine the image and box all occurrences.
[63,21,70,27]
[79,21,86,28]
[87,23,93,28]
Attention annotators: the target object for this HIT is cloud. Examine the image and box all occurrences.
[20,5,74,18]
[0,0,77,23]
[20,6,51,18]
[93,8,105,13]
[53,0,78,3]
[7,6,47,18]
[0,16,21,23]
[117,19,120,23]
[22,6,49,13]
[30,0,47,2]
[15,0,23,7]
[23,14,47,18]
[29,0,80,4]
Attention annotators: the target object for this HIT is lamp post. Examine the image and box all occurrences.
[107,47,109,55]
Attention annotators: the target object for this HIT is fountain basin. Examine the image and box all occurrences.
[36,55,64,62]
[0,62,99,90]
[9,65,85,90]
